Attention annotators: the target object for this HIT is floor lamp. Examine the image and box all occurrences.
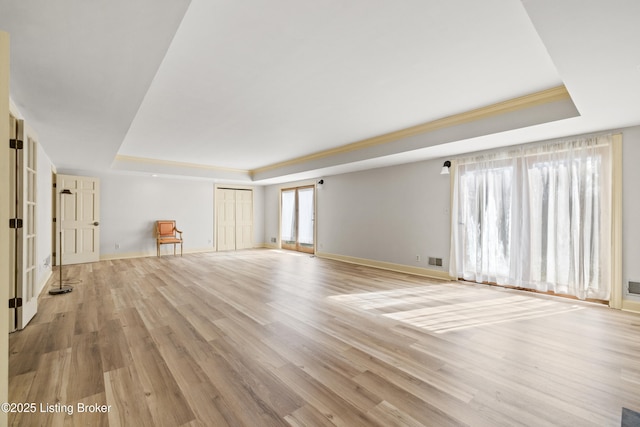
[50,188,73,295]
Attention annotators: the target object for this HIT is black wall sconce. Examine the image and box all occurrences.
[440,161,451,175]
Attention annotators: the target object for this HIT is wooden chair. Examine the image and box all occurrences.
[156,220,183,257]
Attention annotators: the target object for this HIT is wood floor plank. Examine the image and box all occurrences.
[67,331,105,402]
[148,326,238,427]
[209,334,305,418]
[122,323,196,426]
[15,348,72,427]
[65,392,109,427]
[104,366,155,427]
[8,249,640,426]
[275,362,386,427]
[98,319,133,372]
[284,404,339,427]
[353,370,465,427]
[367,400,430,427]
[9,322,50,376]
[195,338,289,427]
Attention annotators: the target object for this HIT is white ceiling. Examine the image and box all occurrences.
[2,0,639,184]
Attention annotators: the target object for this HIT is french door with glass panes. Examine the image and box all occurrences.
[281,186,314,253]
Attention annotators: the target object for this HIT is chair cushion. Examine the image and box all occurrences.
[158,238,182,244]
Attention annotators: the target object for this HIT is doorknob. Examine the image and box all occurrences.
[93,221,100,226]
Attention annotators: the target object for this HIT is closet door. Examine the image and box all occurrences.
[216,188,253,251]
[216,188,237,251]
[235,189,253,250]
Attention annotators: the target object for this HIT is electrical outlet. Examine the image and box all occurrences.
[416,255,421,261]
[271,237,277,243]
[115,243,120,250]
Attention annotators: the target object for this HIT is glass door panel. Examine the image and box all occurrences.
[297,187,314,253]
[281,189,296,250]
[280,186,315,253]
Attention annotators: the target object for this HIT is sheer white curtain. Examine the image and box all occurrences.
[450,135,612,300]
[298,188,314,245]
[281,190,296,243]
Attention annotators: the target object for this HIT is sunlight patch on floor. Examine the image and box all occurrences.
[329,285,585,334]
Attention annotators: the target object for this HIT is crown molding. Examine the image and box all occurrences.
[251,85,571,175]
[114,154,249,173]
[114,86,571,180]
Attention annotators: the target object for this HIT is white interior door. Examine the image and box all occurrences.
[216,188,236,251]
[57,174,100,265]
[2,30,11,419]
[19,126,38,328]
[216,188,253,251]
[235,190,253,250]
[8,117,40,330]
[8,115,20,332]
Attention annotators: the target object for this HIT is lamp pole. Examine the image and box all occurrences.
[50,189,73,295]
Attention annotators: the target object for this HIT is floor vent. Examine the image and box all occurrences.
[629,281,640,295]
[428,257,443,267]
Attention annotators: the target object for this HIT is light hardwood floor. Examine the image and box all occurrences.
[8,249,640,426]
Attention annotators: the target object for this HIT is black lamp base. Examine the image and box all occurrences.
[49,286,73,295]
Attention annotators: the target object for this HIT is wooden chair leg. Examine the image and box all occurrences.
[180,242,183,256]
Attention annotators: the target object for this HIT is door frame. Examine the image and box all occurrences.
[1,29,11,424]
[280,184,315,254]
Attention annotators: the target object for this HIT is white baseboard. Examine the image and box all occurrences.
[622,299,640,314]
[100,247,216,261]
[36,269,53,297]
[315,251,453,281]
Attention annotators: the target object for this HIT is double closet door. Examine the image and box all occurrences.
[281,186,314,254]
[216,188,253,251]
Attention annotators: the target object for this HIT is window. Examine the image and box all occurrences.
[451,136,612,300]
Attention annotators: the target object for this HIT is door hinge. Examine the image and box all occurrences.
[9,298,23,309]
[9,218,23,229]
[9,139,23,150]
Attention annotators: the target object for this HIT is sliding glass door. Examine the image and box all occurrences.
[281,186,314,253]
[450,136,612,301]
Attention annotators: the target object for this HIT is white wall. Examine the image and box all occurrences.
[264,158,451,273]
[318,159,451,270]
[35,143,53,293]
[99,173,214,257]
[58,171,265,258]
[264,184,281,245]
[621,126,640,302]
